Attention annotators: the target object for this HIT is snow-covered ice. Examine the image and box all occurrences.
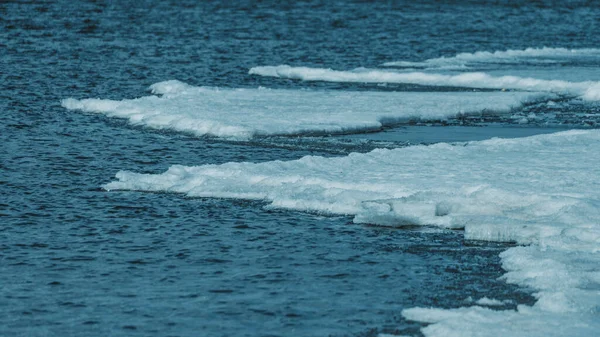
[250,48,600,101]
[63,48,600,336]
[61,80,542,140]
[249,66,600,100]
[104,130,600,337]
[383,47,600,69]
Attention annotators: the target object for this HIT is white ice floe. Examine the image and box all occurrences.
[473,297,512,307]
[104,130,600,336]
[61,80,540,140]
[249,65,600,100]
[382,47,600,69]
[402,302,599,337]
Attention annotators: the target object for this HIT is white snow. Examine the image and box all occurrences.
[249,65,600,100]
[103,130,600,337]
[61,80,540,140]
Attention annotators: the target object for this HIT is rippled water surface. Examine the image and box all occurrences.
[2,1,599,336]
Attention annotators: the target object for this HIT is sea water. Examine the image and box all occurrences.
[2,1,599,336]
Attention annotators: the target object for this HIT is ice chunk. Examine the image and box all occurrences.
[402,304,600,337]
[249,66,600,100]
[383,47,600,69]
[62,80,540,140]
[104,129,600,337]
[105,130,600,238]
[583,82,600,101]
[149,79,194,95]
[474,297,512,306]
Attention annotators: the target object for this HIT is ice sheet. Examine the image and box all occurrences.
[104,130,600,336]
[249,66,600,100]
[402,304,600,337]
[61,80,539,140]
[383,47,600,69]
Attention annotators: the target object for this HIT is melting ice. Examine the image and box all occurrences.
[250,65,600,101]
[62,80,543,140]
[250,48,600,101]
[383,47,600,69]
[63,48,600,336]
[104,130,600,336]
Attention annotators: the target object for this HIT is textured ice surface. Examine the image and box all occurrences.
[249,66,600,100]
[61,80,540,140]
[402,303,599,337]
[383,47,600,69]
[105,130,600,336]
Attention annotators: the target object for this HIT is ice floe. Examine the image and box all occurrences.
[249,65,600,101]
[383,47,600,69]
[61,80,540,140]
[103,129,600,336]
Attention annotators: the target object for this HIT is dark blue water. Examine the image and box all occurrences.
[2,1,599,336]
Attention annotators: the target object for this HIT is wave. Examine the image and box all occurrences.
[61,80,540,140]
[383,47,600,69]
[104,129,600,336]
[249,65,600,100]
